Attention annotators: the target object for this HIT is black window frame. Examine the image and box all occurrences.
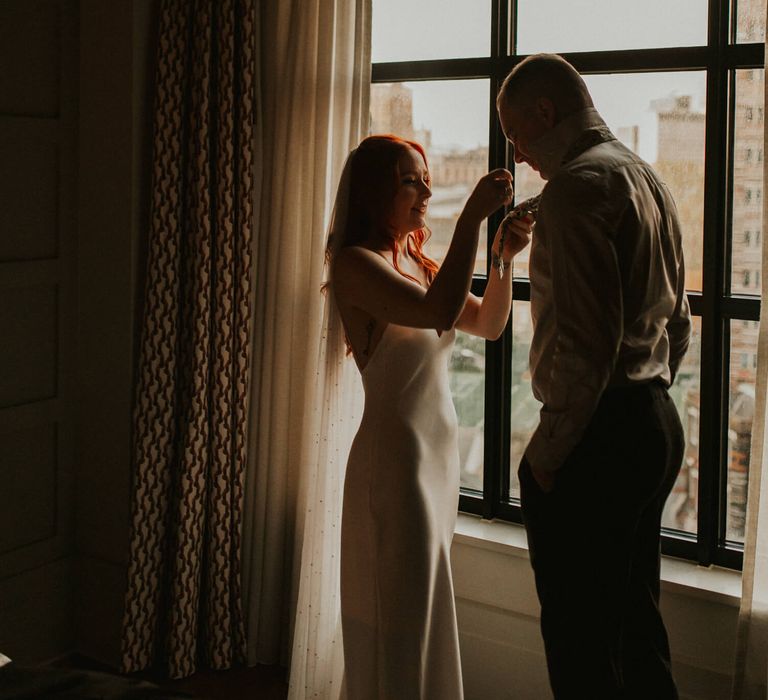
[371,0,765,570]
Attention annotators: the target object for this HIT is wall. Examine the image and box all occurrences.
[74,0,155,666]
[452,516,741,700]
[0,0,155,666]
[0,0,79,663]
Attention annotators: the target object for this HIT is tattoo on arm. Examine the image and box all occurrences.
[363,319,376,356]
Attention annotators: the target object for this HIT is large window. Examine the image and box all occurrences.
[371,0,765,569]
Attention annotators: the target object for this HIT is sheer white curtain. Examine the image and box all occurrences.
[242,0,370,695]
[732,15,768,699]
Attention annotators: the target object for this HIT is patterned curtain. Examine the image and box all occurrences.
[121,0,255,679]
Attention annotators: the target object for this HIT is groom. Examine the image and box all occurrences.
[497,54,691,699]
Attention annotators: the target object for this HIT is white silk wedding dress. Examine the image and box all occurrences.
[340,322,464,699]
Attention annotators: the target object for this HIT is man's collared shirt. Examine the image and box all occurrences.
[524,108,692,473]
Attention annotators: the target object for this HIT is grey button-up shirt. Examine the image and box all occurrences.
[524,108,691,473]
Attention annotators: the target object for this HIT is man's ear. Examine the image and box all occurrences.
[535,97,558,128]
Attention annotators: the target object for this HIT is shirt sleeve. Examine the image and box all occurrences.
[524,173,624,473]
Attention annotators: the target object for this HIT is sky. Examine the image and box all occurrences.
[371,0,711,161]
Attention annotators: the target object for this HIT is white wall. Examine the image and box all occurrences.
[451,515,740,700]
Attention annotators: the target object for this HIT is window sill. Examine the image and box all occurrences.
[454,513,742,607]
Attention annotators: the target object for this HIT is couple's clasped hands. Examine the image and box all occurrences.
[464,168,533,265]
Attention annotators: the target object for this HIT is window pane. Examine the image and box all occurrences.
[450,331,486,492]
[731,69,764,296]
[372,0,490,62]
[513,71,706,292]
[735,0,766,43]
[517,0,707,54]
[727,319,759,543]
[370,80,490,275]
[509,302,537,500]
[662,316,702,536]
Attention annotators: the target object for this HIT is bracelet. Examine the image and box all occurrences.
[491,251,510,273]
[496,225,510,278]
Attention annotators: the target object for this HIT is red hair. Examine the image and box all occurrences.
[335,134,439,284]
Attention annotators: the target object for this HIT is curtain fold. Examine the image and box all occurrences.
[732,8,768,698]
[242,0,370,693]
[121,0,256,679]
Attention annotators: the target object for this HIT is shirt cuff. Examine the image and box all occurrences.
[523,423,577,473]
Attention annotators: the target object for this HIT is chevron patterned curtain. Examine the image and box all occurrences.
[121,0,255,679]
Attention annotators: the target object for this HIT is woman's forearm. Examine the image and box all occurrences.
[475,264,513,340]
[423,210,483,330]
[422,168,513,330]
[469,210,531,338]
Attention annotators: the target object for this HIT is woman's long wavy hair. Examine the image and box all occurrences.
[327,134,439,285]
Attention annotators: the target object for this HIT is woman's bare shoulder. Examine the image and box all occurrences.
[335,244,384,262]
[333,245,389,278]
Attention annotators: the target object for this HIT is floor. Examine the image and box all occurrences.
[51,654,289,700]
[157,664,289,700]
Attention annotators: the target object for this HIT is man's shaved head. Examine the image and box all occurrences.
[497,53,593,123]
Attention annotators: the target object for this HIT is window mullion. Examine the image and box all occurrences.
[696,0,731,566]
[505,0,516,56]
[478,0,511,519]
[482,306,509,520]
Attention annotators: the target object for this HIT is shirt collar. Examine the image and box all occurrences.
[527,107,608,180]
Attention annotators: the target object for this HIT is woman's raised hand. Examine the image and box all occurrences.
[463,169,514,223]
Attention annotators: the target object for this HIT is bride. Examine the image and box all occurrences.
[327,134,531,699]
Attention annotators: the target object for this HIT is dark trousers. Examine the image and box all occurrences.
[519,382,684,700]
